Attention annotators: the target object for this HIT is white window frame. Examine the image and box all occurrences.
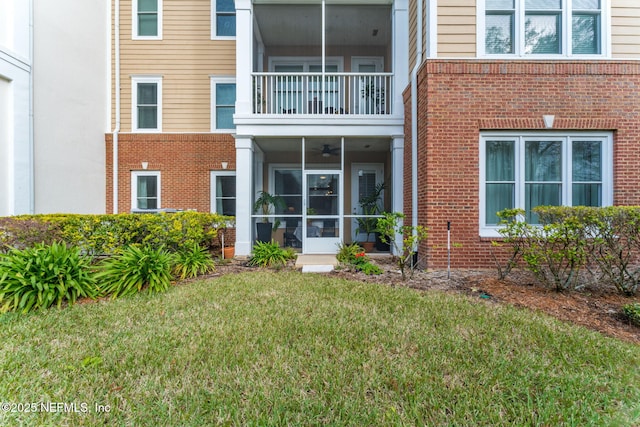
[210,171,236,215]
[479,131,613,237]
[131,171,161,211]
[132,76,162,132]
[132,0,163,40]
[211,0,236,40]
[210,77,236,132]
[477,0,610,58]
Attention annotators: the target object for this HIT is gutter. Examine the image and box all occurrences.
[410,0,423,247]
[29,0,34,213]
[112,0,121,214]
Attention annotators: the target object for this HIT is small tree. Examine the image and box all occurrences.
[376,212,428,280]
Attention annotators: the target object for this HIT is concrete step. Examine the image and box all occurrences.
[295,254,337,273]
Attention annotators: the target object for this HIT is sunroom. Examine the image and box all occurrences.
[233,0,407,256]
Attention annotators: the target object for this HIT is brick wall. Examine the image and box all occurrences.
[406,60,640,268]
[105,133,236,213]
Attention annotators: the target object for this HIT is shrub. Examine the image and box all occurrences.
[491,208,528,279]
[173,243,215,279]
[622,303,640,327]
[96,245,175,297]
[376,212,428,281]
[0,242,98,313]
[336,242,382,275]
[522,207,589,291]
[0,212,231,255]
[248,240,295,269]
[0,217,63,252]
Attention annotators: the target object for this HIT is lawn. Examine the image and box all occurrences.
[0,271,638,426]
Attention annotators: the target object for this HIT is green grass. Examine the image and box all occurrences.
[0,271,638,426]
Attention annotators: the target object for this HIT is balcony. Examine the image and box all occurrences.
[252,72,393,116]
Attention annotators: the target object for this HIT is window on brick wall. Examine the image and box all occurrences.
[479,132,612,237]
[480,0,605,57]
[132,171,161,211]
[210,171,236,216]
[133,0,162,39]
[132,76,162,132]
[212,0,236,38]
[211,77,236,131]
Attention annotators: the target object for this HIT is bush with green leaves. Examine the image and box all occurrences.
[173,243,215,279]
[248,240,296,269]
[376,212,428,281]
[96,245,175,297]
[622,303,640,327]
[0,242,98,313]
[0,212,231,256]
[494,206,640,295]
[336,242,382,275]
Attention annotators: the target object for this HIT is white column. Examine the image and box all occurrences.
[392,0,409,116]
[391,136,404,255]
[235,136,254,256]
[235,0,252,116]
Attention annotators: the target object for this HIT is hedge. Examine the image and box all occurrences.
[494,206,640,295]
[0,212,232,256]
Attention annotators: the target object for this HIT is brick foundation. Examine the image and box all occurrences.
[405,60,640,268]
[105,133,236,213]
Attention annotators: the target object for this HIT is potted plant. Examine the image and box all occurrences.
[253,191,285,243]
[356,183,385,252]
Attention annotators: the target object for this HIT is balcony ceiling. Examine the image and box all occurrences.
[254,4,391,47]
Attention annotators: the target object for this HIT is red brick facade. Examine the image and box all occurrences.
[105,133,236,213]
[405,60,640,268]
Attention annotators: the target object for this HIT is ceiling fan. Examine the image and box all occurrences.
[320,144,340,157]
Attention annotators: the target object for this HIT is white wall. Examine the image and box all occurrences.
[33,0,108,213]
[0,0,33,215]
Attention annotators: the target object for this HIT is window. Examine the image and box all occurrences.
[132,171,160,210]
[211,172,236,215]
[480,132,612,236]
[481,0,604,56]
[211,78,236,131]
[212,0,236,38]
[133,0,162,39]
[132,76,162,132]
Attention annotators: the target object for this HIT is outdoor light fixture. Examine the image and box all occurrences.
[221,161,228,169]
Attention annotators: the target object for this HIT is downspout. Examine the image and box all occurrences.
[29,0,34,213]
[112,0,121,214]
[410,0,423,246]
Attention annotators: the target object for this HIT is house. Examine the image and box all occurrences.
[0,0,108,216]
[107,0,640,265]
[406,0,640,268]
[107,0,408,256]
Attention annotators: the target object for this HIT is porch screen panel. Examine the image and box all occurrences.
[485,140,515,225]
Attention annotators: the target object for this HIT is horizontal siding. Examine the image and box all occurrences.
[113,0,236,132]
[437,1,476,58]
[612,2,640,58]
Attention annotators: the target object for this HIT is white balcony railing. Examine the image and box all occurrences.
[252,72,393,116]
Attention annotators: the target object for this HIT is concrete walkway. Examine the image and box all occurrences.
[295,254,338,273]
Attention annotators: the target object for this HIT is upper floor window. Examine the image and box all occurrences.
[481,0,604,57]
[211,77,236,131]
[132,76,162,132]
[479,132,612,237]
[212,0,236,38]
[133,0,162,39]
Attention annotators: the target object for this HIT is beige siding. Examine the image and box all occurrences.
[612,1,640,58]
[113,0,236,132]
[408,0,427,72]
[437,1,476,58]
